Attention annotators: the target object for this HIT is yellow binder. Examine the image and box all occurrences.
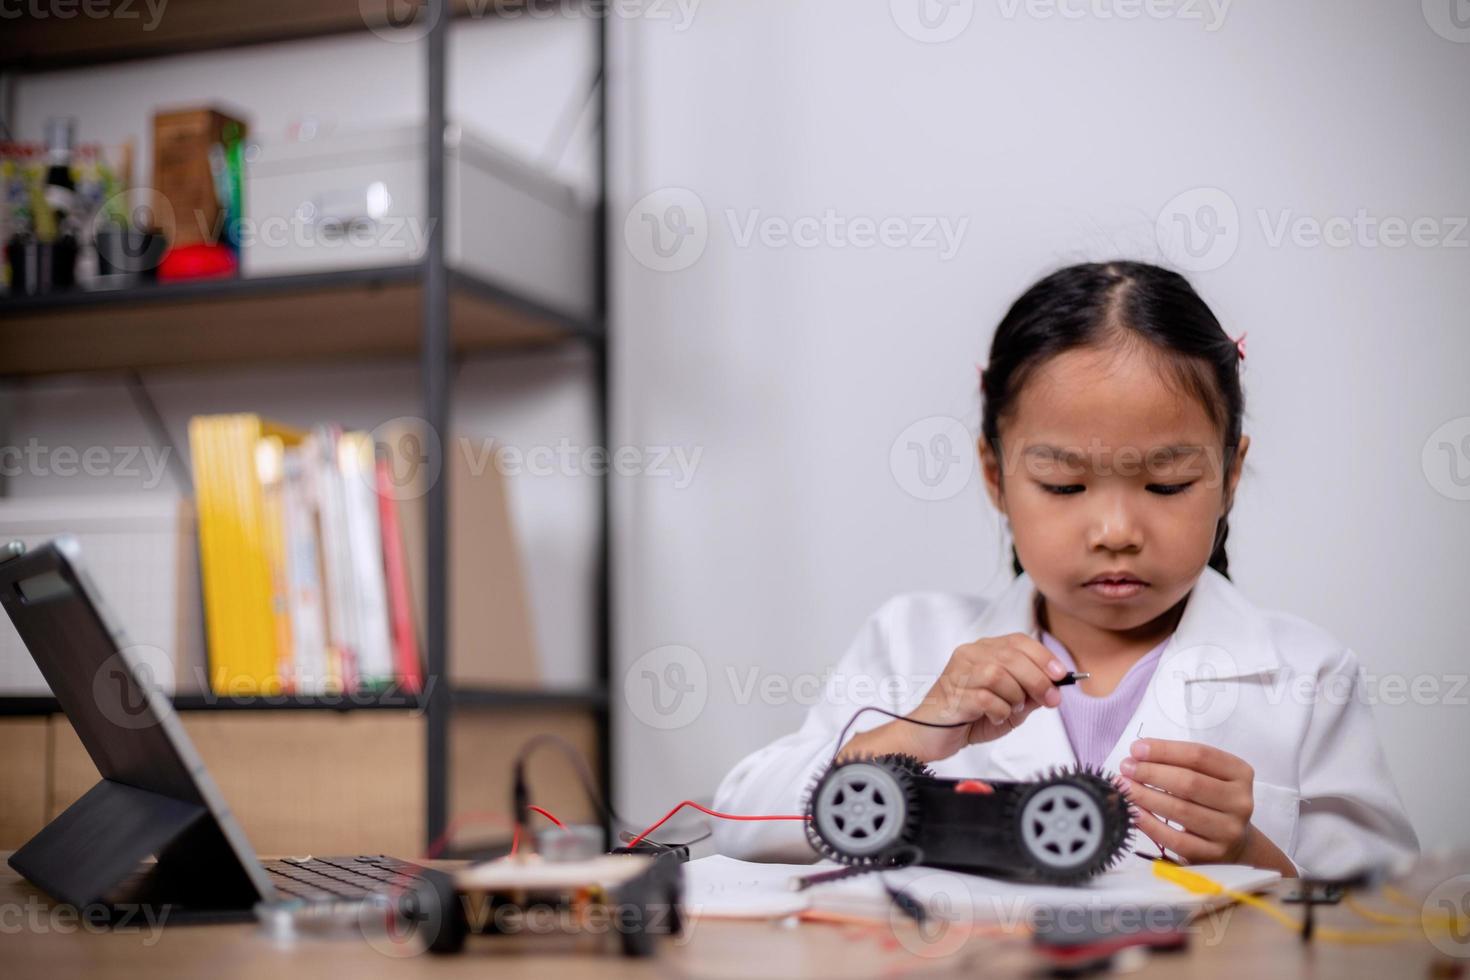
[188,414,304,696]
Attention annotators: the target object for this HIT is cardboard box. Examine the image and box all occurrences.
[152,106,247,247]
[377,421,542,687]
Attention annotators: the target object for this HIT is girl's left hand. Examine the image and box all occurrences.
[1117,738,1296,875]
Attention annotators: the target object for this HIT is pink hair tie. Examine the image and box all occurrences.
[1232,332,1247,362]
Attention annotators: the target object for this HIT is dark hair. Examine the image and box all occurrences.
[979,261,1244,579]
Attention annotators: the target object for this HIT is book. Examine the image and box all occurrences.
[337,431,395,688]
[254,436,295,689]
[304,425,357,692]
[185,414,533,696]
[280,446,331,694]
[377,454,423,693]
[189,414,304,695]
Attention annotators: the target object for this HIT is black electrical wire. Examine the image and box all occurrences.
[512,731,632,835]
[828,706,969,766]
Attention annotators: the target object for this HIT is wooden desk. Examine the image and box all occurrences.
[1,857,1455,979]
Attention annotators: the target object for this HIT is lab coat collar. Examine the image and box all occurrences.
[964,567,1281,681]
[964,568,1282,780]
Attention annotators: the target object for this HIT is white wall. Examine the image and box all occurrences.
[609,1,1470,851]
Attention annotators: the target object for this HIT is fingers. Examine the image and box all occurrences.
[1119,776,1240,843]
[997,637,1065,708]
[949,635,1064,714]
[1122,761,1247,814]
[955,660,1028,716]
[1130,738,1253,783]
[930,634,1068,746]
[945,687,1022,728]
[1129,807,1231,864]
[1120,742,1256,865]
[966,698,1044,743]
[1002,632,1071,686]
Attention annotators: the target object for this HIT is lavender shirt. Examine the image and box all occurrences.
[1040,631,1170,771]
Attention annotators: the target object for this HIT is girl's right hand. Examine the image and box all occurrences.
[840,633,1067,764]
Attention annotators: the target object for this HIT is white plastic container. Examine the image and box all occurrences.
[242,123,594,321]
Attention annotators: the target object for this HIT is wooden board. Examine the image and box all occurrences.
[48,711,425,856]
[0,717,50,849]
[447,708,600,849]
[0,272,572,376]
[2,0,526,71]
[12,703,603,858]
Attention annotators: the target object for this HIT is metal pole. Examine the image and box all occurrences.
[422,0,451,851]
[594,9,614,841]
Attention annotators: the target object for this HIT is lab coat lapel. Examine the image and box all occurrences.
[959,573,1078,779]
[957,570,1281,781]
[1098,568,1283,775]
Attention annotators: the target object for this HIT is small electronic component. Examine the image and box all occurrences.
[804,754,1132,884]
[399,851,684,957]
[535,824,604,862]
[1029,903,1191,976]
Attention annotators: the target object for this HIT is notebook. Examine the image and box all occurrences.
[683,854,1280,923]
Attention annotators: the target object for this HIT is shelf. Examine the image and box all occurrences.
[1,0,614,854]
[0,265,600,377]
[0,688,419,715]
[1,0,515,72]
[0,685,608,716]
[452,686,608,711]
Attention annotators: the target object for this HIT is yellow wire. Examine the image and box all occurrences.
[1149,861,1424,945]
[1344,894,1416,927]
[1367,886,1467,932]
[1382,885,1419,910]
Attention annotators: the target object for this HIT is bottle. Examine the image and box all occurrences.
[42,116,80,289]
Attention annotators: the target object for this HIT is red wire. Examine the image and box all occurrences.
[626,800,808,849]
[427,805,567,859]
[432,800,806,859]
[527,805,566,828]
[510,804,568,855]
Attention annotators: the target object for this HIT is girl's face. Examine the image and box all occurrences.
[980,341,1248,634]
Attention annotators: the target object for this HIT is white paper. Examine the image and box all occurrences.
[682,854,1279,923]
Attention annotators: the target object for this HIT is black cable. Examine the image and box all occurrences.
[512,731,629,833]
[668,828,713,848]
[512,709,964,856]
[828,706,968,767]
[619,827,712,851]
[510,733,726,853]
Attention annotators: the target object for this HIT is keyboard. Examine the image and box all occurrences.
[261,855,429,904]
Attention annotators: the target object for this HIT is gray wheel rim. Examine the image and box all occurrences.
[813,763,907,857]
[1020,783,1105,869]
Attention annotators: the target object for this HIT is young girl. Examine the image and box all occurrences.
[712,261,1418,879]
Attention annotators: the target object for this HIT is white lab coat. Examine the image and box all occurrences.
[711,569,1418,879]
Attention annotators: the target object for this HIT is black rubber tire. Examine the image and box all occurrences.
[1011,768,1131,885]
[805,755,921,865]
[407,873,466,955]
